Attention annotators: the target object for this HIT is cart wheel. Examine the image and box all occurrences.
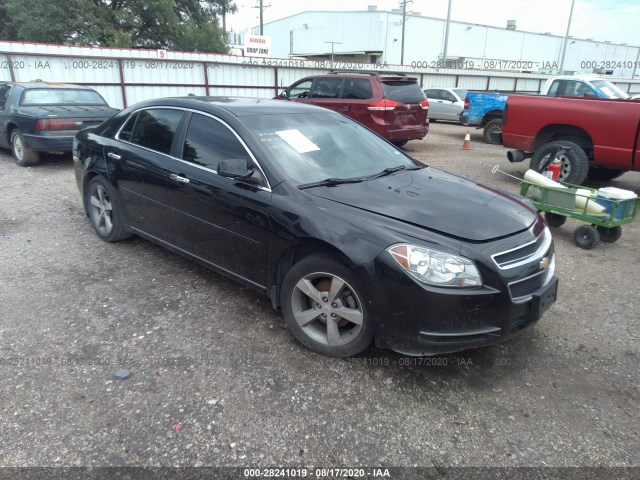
[544,212,567,228]
[596,225,622,243]
[574,225,600,250]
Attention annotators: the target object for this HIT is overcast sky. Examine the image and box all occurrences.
[226,0,639,46]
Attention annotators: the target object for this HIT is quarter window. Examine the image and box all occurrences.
[129,109,183,155]
[342,78,373,100]
[182,113,251,171]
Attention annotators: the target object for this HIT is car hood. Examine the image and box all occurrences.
[306,168,537,242]
[19,105,119,119]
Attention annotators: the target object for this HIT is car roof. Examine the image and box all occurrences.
[138,96,336,117]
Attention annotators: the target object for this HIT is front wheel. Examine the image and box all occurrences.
[11,129,40,166]
[85,176,131,242]
[530,141,589,184]
[280,254,374,357]
[483,119,502,145]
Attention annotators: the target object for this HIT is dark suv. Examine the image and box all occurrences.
[277,71,429,146]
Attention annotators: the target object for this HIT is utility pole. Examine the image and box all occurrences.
[395,0,412,65]
[442,0,452,63]
[325,41,342,69]
[252,0,270,35]
[559,0,576,74]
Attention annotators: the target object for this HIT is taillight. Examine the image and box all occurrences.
[419,99,429,110]
[35,119,84,131]
[367,99,399,111]
[464,98,470,110]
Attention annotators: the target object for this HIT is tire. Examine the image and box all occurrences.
[392,140,408,148]
[85,176,131,242]
[596,225,622,243]
[530,141,589,184]
[10,129,40,166]
[574,225,599,250]
[544,212,567,228]
[587,166,625,181]
[280,254,374,357]
[483,119,502,145]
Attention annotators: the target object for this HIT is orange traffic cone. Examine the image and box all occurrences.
[462,131,472,150]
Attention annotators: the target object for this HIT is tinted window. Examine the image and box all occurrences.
[289,80,313,99]
[452,89,467,100]
[343,78,373,100]
[21,88,107,105]
[118,113,138,142]
[381,81,425,103]
[547,81,561,96]
[441,91,457,102]
[182,113,250,171]
[0,84,11,109]
[130,109,183,155]
[424,89,440,99]
[310,78,343,99]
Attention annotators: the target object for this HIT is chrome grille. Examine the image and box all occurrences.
[509,270,548,301]
[492,227,552,270]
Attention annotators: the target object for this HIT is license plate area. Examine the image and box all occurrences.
[531,277,558,319]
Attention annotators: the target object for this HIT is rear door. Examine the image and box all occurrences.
[105,107,185,243]
[340,77,374,125]
[380,79,428,128]
[308,77,344,113]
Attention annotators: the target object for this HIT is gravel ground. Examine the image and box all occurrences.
[0,122,638,475]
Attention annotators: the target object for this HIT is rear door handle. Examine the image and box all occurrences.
[107,152,121,160]
[170,173,190,184]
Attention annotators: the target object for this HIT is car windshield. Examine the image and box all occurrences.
[22,88,108,106]
[590,80,629,99]
[453,89,467,100]
[244,113,418,185]
[381,81,426,103]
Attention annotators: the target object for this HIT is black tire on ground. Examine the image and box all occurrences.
[483,118,502,145]
[530,141,589,184]
[85,176,132,242]
[574,224,600,250]
[10,129,40,166]
[392,140,408,148]
[544,212,567,228]
[280,254,374,357]
[587,166,625,181]
[596,225,622,243]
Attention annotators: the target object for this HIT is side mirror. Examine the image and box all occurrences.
[218,158,255,181]
[279,90,289,100]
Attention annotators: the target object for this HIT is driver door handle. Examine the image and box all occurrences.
[170,173,190,184]
[107,152,121,160]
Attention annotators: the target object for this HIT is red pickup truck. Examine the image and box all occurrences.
[501,95,640,184]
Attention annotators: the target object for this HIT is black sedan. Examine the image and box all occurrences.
[0,81,118,166]
[73,97,558,357]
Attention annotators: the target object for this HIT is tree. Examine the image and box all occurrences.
[3,0,229,53]
[0,0,17,40]
[204,0,238,36]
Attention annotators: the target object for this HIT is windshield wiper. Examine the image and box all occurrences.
[366,164,424,180]
[298,177,365,190]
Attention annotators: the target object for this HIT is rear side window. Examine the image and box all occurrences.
[130,109,183,155]
[381,81,425,103]
[343,78,373,100]
[310,78,343,99]
[0,84,11,109]
[182,113,250,171]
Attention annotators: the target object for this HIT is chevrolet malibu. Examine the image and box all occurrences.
[73,97,558,357]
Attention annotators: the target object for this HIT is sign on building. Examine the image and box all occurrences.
[245,35,272,58]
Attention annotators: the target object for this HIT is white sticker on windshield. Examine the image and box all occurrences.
[275,129,320,154]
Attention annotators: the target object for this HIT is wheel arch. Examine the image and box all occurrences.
[5,122,18,144]
[270,240,357,310]
[481,110,503,124]
[533,124,593,154]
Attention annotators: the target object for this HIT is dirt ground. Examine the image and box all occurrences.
[0,122,638,477]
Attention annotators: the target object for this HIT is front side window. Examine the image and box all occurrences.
[182,113,251,171]
[289,80,313,99]
[129,109,183,155]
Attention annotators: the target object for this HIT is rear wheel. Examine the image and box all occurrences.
[530,141,589,184]
[483,119,502,145]
[392,140,408,148]
[280,254,374,357]
[596,225,622,243]
[85,176,131,242]
[10,129,40,166]
[574,225,599,250]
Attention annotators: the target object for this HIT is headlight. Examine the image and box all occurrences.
[388,244,482,287]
